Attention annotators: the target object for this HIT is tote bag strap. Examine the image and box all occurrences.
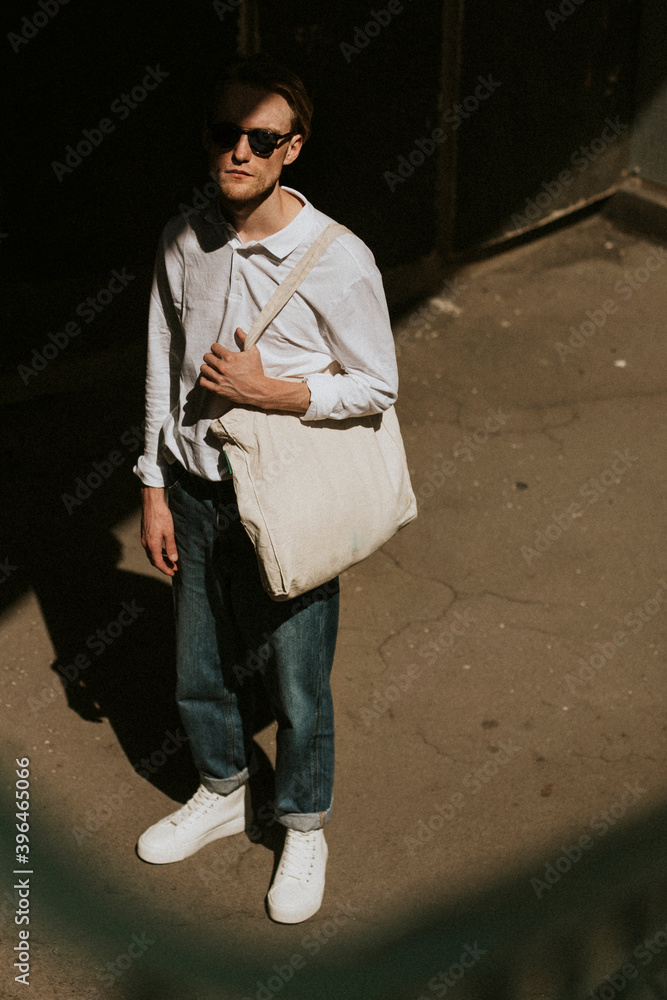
[242,222,352,351]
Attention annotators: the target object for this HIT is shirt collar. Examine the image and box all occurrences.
[203,186,314,261]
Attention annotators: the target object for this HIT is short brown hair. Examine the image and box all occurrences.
[205,55,314,143]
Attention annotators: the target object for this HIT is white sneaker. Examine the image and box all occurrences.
[267,829,328,923]
[137,784,248,864]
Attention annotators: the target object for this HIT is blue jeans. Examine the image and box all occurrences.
[168,464,339,831]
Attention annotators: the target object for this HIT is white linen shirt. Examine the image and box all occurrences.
[134,186,399,486]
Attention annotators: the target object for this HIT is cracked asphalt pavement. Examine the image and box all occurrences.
[1,203,666,998]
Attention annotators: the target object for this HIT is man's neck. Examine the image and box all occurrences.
[221,185,303,244]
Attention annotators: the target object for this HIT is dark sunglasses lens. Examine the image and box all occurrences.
[248,131,278,155]
[209,123,279,156]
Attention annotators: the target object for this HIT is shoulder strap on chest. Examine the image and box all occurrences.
[242,222,352,351]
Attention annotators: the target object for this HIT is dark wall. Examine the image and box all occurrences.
[255,1,444,269]
[2,0,446,368]
[449,0,643,251]
[1,0,652,368]
[2,2,446,284]
[629,0,667,186]
[6,2,234,280]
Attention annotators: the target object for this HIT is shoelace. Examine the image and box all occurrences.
[277,831,318,882]
[169,786,220,827]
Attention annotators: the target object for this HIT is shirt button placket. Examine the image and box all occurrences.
[230,250,241,298]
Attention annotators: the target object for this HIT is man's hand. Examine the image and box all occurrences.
[200,328,311,413]
[141,486,179,577]
[200,328,270,407]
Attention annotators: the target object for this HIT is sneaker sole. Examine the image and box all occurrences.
[267,884,326,924]
[137,814,248,864]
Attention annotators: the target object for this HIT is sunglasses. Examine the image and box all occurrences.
[207,121,296,157]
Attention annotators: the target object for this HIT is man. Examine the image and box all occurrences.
[134,55,398,924]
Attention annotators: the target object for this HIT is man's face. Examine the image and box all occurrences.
[204,83,303,208]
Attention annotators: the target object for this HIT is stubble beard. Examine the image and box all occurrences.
[216,170,279,215]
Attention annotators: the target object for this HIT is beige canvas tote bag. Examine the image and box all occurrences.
[209,222,417,601]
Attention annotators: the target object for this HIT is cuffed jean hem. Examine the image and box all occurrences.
[200,768,250,795]
[276,797,333,831]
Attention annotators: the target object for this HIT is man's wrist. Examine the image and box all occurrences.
[255,375,275,409]
[259,376,310,414]
[141,484,168,505]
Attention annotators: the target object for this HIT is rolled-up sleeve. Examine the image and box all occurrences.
[301,274,398,421]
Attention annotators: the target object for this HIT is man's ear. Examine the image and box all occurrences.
[202,122,213,152]
[283,133,303,167]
